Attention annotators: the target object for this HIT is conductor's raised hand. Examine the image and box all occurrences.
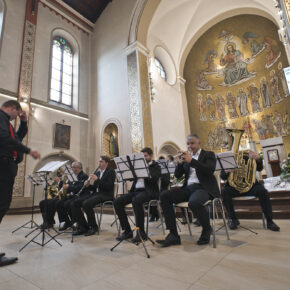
[29,150,40,159]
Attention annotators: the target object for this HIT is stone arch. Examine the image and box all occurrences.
[158,141,180,157]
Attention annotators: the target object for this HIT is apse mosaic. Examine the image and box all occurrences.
[184,15,290,151]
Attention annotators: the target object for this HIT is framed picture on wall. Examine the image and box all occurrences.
[53,123,71,150]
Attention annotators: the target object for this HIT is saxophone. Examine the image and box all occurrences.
[226,129,257,193]
[57,174,68,200]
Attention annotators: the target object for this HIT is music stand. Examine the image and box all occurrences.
[12,174,42,234]
[19,160,69,252]
[215,152,258,235]
[110,153,154,258]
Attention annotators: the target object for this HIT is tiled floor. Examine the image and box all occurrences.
[0,214,290,290]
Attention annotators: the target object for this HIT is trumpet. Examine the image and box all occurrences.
[173,151,189,159]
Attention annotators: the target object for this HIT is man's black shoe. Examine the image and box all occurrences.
[193,219,200,227]
[73,228,88,236]
[0,256,18,267]
[40,223,53,230]
[131,231,147,244]
[59,222,72,231]
[197,227,212,245]
[267,220,280,232]
[229,219,240,230]
[0,253,5,259]
[116,230,133,241]
[84,227,98,236]
[156,233,181,247]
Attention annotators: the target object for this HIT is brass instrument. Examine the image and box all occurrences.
[226,129,256,193]
[57,174,68,200]
[47,185,59,199]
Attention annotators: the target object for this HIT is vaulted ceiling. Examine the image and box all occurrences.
[61,0,112,23]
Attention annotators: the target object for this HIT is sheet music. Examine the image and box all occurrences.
[26,174,43,185]
[37,160,69,173]
[157,160,170,175]
[114,152,150,181]
[215,151,238,171]
[115,170,123,182]
[168,161,176,174]
[64,164,77,182]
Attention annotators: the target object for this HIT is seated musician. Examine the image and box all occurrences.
[39,174,63,229]
[114,147,161,243]
[55,162,88,231]
[71,155,116,236]
[221,151,280,231]
[157,134,219,247]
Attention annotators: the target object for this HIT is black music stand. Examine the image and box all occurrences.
[215,152,258,235]
[12,174,42,234]
[110,153,154,258]
[19,160,68,252]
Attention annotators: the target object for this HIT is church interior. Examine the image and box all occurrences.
[0,0,290,289]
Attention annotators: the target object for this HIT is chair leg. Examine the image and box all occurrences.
[174,205,182,232]
[212,200,216,248]
[157,201,165,235]
[95,207,101,235]
[146,203,150,236]
[112,205,119,233]
[219,199,230,241]
[184,208,192,236]
[262,212,266,229]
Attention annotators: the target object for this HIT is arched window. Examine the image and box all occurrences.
[50,36,73,106]
[154,58,167,81]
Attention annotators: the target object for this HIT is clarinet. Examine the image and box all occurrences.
[76,167,100,197]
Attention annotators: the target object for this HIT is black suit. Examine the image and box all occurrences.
[160,149,219,234]
[0,110,30,223]
[55,171,88,224]
[71,168,116,230]
[221,158,273,221]
[114,160,161,233]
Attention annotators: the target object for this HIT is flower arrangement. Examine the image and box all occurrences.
[280,153,290,182]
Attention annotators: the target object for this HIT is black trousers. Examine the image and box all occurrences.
[0,159,18,223]
[71,193,112,229]
[222,183,273,221]
[160,184,210,234]
[150,180,170,218]
[114,190,158,233]
[39,198,58,225]
[56,197,75,223]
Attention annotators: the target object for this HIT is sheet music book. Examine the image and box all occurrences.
[26,174,43,185]
[37,160,69,173]
[157,160,170,175]
[168,161,176,174]
[114,152,151,181]
[215,151,238,171]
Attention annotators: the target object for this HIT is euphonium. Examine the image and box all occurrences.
[226,128,256,193]
[47,185,58,199]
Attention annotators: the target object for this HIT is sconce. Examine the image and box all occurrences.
[148,72,155,103]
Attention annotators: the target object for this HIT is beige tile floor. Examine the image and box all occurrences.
[0,214,290,290]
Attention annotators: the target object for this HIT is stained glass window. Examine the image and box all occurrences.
[154,58,167,81]
[50,36,73,106]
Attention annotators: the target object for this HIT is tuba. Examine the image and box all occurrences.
[226,129,256,193]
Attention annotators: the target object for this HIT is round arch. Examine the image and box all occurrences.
[158,141,180,157]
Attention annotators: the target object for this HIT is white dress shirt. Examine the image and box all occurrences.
[187,149,201,185]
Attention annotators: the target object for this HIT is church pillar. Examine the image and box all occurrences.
[126,41,154,153]
[13,0,39,197]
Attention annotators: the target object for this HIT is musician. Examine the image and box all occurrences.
[0,100,40,266]
[150,156,170,222]
[114,147,161,243]
[71,155,116,236]
[221,151,280,231]
[156,134,219,247]
[38,175,63,229]
[55,162,88,230]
